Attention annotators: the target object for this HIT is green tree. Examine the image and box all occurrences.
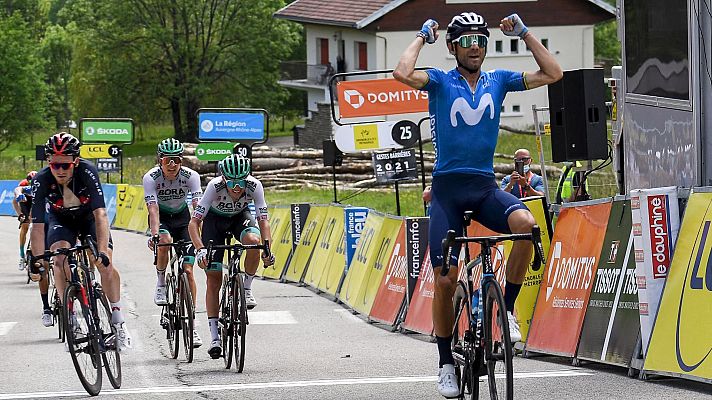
[594,0,620,65]
[67,0,300,142]
[41,24,73,129]
[0,13,46,150]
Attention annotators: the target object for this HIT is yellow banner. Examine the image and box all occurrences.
[351,216,403,315]
[317,228,347,297]
[113,184,133,229]
[304,206,345,288]
[338,212,384,307]
[80,144,112,159]
[127,185,148,233]
[283,205,328,283]
[258,206,291,279]
[644,191,712,380]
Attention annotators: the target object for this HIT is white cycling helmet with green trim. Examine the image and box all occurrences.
[219,154,250,180]
[157,138,184,156]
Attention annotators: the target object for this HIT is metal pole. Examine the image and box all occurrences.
[332,164,338,203]
[395,180,401,216]
[532,105,551,205]
[120,152,124,184]
[417,128,427,216]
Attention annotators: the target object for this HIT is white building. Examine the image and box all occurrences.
[275,0,614,128]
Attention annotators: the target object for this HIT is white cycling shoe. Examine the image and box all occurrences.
[41,310,53,327]
[437,364,460,398]
[507,311,522,343]
[208,339,222,359]
[193,330,203,348]
[113,322,133,352]
[244,289,257,310]
[154,285,168,305]
[18,258,25,271]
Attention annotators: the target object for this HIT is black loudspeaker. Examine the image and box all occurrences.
[323,140,343,167]
[548,69,608,162]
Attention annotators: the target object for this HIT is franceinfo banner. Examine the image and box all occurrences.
[290,203,310,252]
[577,198,640,367]
[405,217,428,305]
[630,186,680,356]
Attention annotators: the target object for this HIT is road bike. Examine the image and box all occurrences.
[33,235,121,396]
[154,238,195,362]
[441,214,545,400]
[207,240,270,372]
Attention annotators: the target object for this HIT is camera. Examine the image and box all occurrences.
[514,159,525,175]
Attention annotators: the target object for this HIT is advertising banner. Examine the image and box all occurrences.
[316,228,347,297]
[351,216,403,316]
[644,189,712,382]
[284,205,327,283]
[406,217,429,305]
[336,78,428,119]
[80,119,134,144]
[0,180,18,216]
[304,205,345,289]
[112,184,133,229]
[127,185,148,233]
[198,110,266,141]
[577,198,640,366]
[401,248,435,335]
[80,144,113,159]
[338,212,384,306]
[195,142,234,161]
[369,222,408,326]
[344,207,369,269]
[372,149,418,183]
[102,184,118,225]
[290,203,311,251]
[526,199,612,357]
[630,186,680,355]
[334,121,417,153]
[258,206,291,279]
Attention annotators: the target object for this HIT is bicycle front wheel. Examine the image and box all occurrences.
[483,281,513,400]
[96,288,122,389]
[164,273,179,359]
[64,284,102,396]
[452,282,479,400]
[179,273,194,363]
[220,273,233,369]
[233,274,247,373]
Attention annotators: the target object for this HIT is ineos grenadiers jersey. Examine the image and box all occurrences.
[31,159,106,223]
[143,166,202,213]
[422,68,526,177]
[192,176,268,221]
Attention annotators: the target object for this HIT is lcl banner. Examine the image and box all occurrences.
[526,199,612,357]
[644,189,712,382]
[337,78,428,119]
[577,198,640,367]
[630,187,680,356]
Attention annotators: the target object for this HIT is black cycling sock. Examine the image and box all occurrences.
[436,335,454,367]
[41,293,50,310]
[504,281,522,313]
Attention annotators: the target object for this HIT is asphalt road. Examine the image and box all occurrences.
[0,216,709,399]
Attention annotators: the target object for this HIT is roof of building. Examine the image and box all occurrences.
[274,0,615,29]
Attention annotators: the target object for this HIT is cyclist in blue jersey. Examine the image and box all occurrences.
[394,12,561,398]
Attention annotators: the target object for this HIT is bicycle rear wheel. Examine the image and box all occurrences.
[452,282,479,400]
[483,281,513,400]
[179,274,194,363]
[96,287,122,389]
[64,284,102,396]
[164,273,179,359]
[233,274,247,373]
[220,273,233,369]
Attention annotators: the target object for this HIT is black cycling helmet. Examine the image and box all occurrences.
[446,12,490,42]
[45,132,81,157]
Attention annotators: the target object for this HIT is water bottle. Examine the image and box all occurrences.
[471,289,480,323]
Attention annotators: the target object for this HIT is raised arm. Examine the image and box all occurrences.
[393,20,439,89]
[500,14,562,89]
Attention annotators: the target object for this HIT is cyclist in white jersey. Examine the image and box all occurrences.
[188,154,274,359]
[143,138,204,347]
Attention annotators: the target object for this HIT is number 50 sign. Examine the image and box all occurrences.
[334,120,420,153]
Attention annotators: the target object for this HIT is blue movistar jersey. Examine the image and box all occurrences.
[423,68,526,176]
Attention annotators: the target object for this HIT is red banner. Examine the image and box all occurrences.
[402,247,435,335]
[369,223,407,326]
[337,78,429,119]
[525,201,612,356]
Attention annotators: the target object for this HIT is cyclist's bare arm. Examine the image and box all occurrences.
[521,32,562,89]
[393,37,430,90]
[93,208,111,256]
[147,203,160,237]
[30,223,46,257]
[188,217,204,251]
[258,220,272,244]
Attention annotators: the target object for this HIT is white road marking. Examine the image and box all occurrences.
[0,369,594,399]
[0,322,17,336]
[249,310,297,325]
[334,308,364,323]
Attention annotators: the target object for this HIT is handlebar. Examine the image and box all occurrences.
[152,235,191,266]
[440,225,546,276]
[206,240,271,264]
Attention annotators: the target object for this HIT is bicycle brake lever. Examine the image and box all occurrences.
[531,225,545,271]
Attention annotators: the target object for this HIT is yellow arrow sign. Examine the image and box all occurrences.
[80,144,112,158]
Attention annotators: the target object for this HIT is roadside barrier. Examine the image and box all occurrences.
[113,184,133,230]
[644,188,712,382]
[259,206,292,279]
[0,180,19,216]
[303,205,345,288]
[525,198,612,357]
[127,185,148,233]
[577,196,640,367]
[400,248,434,335]
[283,205,328,283]
[103,184,118,225]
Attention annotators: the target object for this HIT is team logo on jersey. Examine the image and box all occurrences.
[449,93,494,128]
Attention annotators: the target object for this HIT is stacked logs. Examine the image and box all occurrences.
[181,144,561,191]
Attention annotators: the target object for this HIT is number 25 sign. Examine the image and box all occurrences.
[334,120,420,153]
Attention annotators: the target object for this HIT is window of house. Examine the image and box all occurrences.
[512,105,521,113]
[501,105,506,113]
[541,38,549,50]
[510,39,519,54]
[495,40,503,53]
[318,38,329,65]
[355,41,368,70]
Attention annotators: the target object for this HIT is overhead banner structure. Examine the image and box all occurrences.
[577,198,640,367]
[284,205,327,283]
[526,199,612,357]
[259,206,291,279]
[350,215,402,316]
[369,222,408,326]
[344,207,369,269]
[406,217,429,305]
[338,212,384,307]
[113,184,133,230]
[303,205,345,288]
[336,78,428,119]
[644,189,712,382]
[401,248,435,335]
[630,186,680,356]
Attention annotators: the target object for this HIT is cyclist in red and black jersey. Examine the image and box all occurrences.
[30,132,132,351]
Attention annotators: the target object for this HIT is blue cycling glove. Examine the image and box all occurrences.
[503,14,528,38]
[417,19,438,44]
